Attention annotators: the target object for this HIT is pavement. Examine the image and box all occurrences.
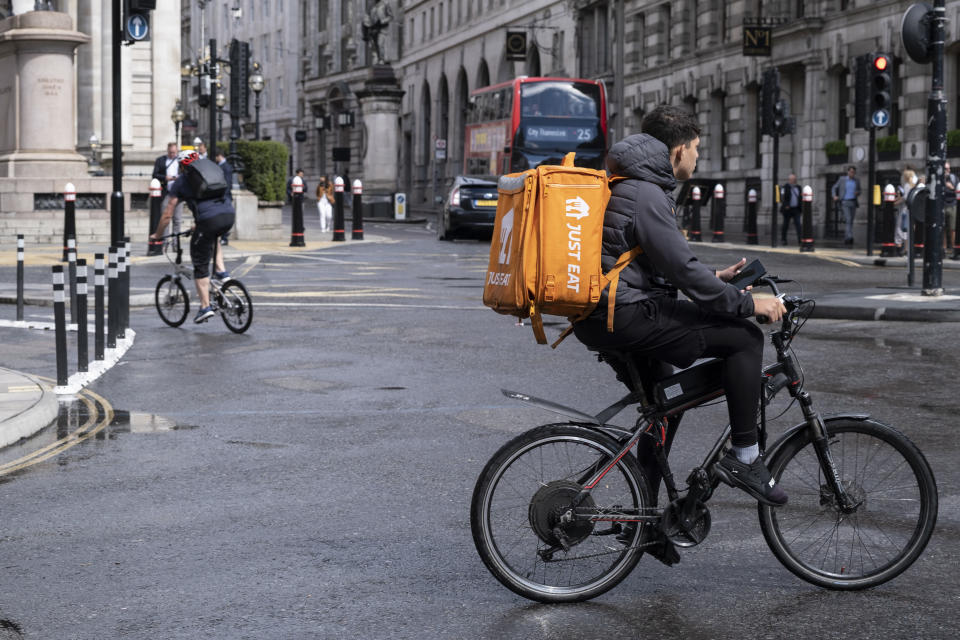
[3,220,960,454]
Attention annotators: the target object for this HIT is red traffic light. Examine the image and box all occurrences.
[874,55,889,71]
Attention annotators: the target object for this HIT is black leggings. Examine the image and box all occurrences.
[575,298,764,447]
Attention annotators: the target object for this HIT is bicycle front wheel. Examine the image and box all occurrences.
[471,423,652,603]
[759,419,938,590]
[155,275,189,327]
[218,280,253,333]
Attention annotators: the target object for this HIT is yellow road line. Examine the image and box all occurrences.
[0,388,113,476]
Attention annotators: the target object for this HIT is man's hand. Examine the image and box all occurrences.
[752,294,787,323]
[716,257,747,283]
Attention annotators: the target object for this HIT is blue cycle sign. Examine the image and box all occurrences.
[872,109,890,128]
[126,14,149,41]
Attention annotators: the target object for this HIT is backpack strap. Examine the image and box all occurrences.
[530,306,548,345]
[605,246,644,332]
[549,245,643,349]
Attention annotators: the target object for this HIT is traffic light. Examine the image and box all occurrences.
[854,54,869,129]
[870,53,893,128]
[760,68,780,137]
[229,39,251,118]
[773,99,795,136]
[123,0,155,44]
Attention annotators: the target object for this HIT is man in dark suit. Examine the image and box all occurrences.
[779,173,802,245]
[215,151,234,245]
[831,165,862,246]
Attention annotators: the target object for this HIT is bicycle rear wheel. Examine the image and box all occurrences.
[759,419,937,590]
[471,423,652,603]
[218,280,253,333]
[155,275,189,327]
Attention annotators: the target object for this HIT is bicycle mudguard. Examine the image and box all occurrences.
[502,389,603,425]
[764,413,872,459]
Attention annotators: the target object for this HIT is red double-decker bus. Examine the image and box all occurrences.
[463,76,608,176]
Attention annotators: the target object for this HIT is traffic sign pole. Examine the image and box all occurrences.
[922,0,946,295]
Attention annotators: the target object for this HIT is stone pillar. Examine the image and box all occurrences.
[0,11,91,178]
[356,64,405,218]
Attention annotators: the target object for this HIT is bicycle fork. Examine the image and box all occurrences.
[796,391,861,513]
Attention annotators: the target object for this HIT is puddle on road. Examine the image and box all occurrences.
[0,401,197,481]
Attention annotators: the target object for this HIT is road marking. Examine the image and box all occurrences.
[254,302,486,310]
[254,288,423,298]
[231,255,261,279]
[5,385,38,393]
[0,387,113,476]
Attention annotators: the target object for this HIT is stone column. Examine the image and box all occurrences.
[356,64,405,217]
[0,11,90,178]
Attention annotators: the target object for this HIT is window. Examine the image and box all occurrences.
[430,7,434,38]
[579,2,610,78]
[837,70,849,141]
[630,12,645,74]
[319,0,327,31]
[662,3,671,61]
[409,18,414,45]
[264,0,269,19]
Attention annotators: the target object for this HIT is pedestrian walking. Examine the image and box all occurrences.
[780,173,802,246]
[152,142,184,238]
[316,176,334,233]
[831,165,861,246]
[944,162,956,254]
[893,168,918,256]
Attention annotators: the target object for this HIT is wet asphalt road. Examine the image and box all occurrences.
[0,222,958,639]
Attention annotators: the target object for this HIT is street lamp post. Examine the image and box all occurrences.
[171,100,186,146]
[248,61,264,141]
[215,90,226,149]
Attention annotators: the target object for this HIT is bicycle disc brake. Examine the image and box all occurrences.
[661,499,711,548]
[528,480,595,550]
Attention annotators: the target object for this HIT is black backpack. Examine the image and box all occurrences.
[185,157,228,200]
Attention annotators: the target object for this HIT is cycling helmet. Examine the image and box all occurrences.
[178,150,199,166]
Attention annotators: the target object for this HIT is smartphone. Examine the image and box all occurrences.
[727,259,766,290]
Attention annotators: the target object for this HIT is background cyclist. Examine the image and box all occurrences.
[150,150,235,323]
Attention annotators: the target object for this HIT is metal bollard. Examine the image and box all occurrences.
[711,184,725,243]
[76,258,88,373]
[52,265,68,387]
[117,242,127,339]
[67,236,77,324]
[954,189,960,260]
[63,182,76,261]
[332,177,346,242]
[148,178,163,255]
[123,237,131,335]
[880,184,898,258]
[94,253,105,361]
[689,187,702,242]
[290,176,305,246]
[800,186,815,252]
[16,234,24,321]
[352,179,364,240]
[107,247,117,349]
[746,189,759,245]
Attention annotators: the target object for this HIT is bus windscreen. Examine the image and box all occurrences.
[512,81,605,170]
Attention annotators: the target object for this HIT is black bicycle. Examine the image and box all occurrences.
[471,272,938,603]
[154,230,253,333]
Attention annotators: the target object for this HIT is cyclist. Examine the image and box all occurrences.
[572,105,788,523]
[150,150,235,323]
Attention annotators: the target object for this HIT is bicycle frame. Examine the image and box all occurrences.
[503,277,866,531]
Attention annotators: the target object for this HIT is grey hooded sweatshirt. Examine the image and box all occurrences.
[594,133,754,321]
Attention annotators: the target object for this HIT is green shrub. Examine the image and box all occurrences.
[877,135,901,153]
[824,140,848,156]
[948,129,960,148]
[227,140,288,202]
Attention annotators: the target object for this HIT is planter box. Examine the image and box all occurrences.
[877,150,901,162]
[826,153,848,165]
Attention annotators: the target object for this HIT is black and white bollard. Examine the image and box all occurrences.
[16,234,24,321]
[711,184,725,243]
[95,253,105,361]
[123,237,131,336]
[746,189,759,245]
[290,176,305,246]
[332,177,346,242]
[53,265,68,387]
[352,179,364,240]
[117,242,127,339]
[880,184,898,258]
[63,182,76,261]
[76,258,88,373]
[689,187,702,242]
[800,186,815,252]
[67,236,77,324]
[107,247,117,349]
[148,178,163,255]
